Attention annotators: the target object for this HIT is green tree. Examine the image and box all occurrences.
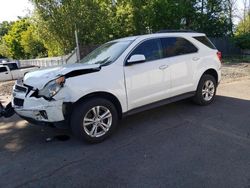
[21,24,47,58]
[107,0,136,38]
[1,19,29,59]
[0,21,13,38]
[140,0,198,32]
[237,14,250,34]
[234,33,250,49]
[186,0,232,37]
[128,0,232,36]
[0,40,10,58]
[0,21,14,58]
[30,0,234,56]
[32,0,112,55]
[234,5,250,49]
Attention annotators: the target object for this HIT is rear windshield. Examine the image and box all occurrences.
[193,36,216,49]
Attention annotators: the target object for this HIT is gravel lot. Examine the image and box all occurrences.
[221,63,250,83]
[0,63,250,188]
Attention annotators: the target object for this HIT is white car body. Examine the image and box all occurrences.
[11,32,221,124]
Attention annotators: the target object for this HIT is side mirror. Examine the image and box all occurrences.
[127,54,146,65]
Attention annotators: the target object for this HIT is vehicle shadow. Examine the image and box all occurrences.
[117,95,250,142]
[0,95,249,153]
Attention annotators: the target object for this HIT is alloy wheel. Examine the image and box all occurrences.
[202,80,215,101]
[83,106,112,138]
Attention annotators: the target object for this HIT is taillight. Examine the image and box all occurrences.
[217,51,222,62]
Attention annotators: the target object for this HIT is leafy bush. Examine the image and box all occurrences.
[234,33,250,49]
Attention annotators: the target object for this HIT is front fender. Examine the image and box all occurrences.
[54,65,127,113]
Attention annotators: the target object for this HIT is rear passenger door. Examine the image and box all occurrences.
[161,37,199,96]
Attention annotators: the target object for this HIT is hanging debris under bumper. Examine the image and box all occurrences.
[0,102,15,118]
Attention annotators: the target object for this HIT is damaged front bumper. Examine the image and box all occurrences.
[14,98,65,122]
[11,81,66,123]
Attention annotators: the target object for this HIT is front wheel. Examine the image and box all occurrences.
[193,74,217,105]
[71,98,118,143]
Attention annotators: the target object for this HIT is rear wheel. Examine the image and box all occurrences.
[193,74,217,105]
[70,98,118,143]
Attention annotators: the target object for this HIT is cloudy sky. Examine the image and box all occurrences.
[0,0,33,22]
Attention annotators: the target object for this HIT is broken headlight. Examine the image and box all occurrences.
[38,76,65,99]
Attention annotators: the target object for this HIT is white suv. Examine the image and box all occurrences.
[11,31,221,143]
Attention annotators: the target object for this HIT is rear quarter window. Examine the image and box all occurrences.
[161,37,198,58]
[193,36,216,49]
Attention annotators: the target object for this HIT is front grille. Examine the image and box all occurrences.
[15,85,27,93]
[13,98,24,107]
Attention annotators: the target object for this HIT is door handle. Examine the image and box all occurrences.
[159,65,169,70]
[5,72,8,74]
[192,57,200,61]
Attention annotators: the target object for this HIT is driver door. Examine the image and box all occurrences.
[124,38,171,110]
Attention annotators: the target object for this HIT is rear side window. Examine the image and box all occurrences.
[193,36,216,49]
[0,67,7,73]
[129,39,162,62]
[161,37,198,58]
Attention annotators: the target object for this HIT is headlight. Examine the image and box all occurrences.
[38,76,65,99]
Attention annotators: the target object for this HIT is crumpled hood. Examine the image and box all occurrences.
[23,63,100,89]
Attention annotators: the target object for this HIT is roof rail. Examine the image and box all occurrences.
[156,29,197,33]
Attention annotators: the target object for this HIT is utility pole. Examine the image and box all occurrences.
[75,25,80,63]
[243,0,248,33]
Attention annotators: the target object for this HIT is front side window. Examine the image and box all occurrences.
[129,39,162,62]
[80,40,133,65]
[161,37,198,58]
[0,67,7,73]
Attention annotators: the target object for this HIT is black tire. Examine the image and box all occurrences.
[70,98,118,143]
[0,102,3,117]
[193,74,217,105]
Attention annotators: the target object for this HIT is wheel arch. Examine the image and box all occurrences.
[202,69,218,84]
[194,68,219,92]
[74,91,123,119]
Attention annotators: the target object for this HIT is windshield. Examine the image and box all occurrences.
[79,40,133,65]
